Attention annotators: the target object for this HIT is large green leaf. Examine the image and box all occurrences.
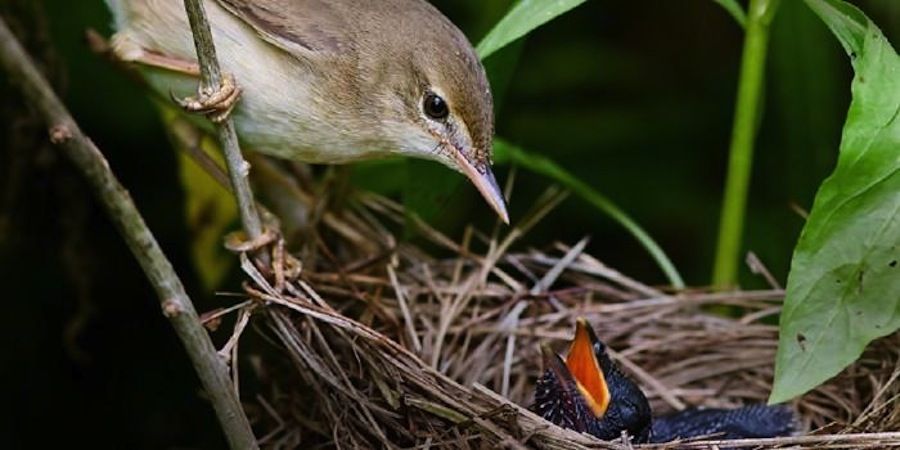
[770,0,900,403]
[804,0,868,55]
[476,0,589,59]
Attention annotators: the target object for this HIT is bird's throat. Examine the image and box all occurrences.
[566,323,611,417]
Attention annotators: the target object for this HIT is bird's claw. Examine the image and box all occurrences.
[172,73,242,123]
[224,227,278,254]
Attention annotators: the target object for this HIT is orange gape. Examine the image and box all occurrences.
[566,321,611,417]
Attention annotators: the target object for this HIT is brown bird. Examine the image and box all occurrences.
[104,0,508,222]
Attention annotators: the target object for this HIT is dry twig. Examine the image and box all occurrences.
[228,160,900,448]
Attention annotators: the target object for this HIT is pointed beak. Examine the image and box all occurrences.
[451,150,509,224]
[541,343,580,389]
[541,343,562,369]
[565,318,611,418]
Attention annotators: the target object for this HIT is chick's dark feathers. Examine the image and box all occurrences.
[651,404,799,443]
[533,322,798,444]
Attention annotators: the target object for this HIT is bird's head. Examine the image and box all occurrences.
[534,318,652,443]
[363,2,508,223]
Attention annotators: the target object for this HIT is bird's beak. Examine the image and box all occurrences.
[565,318,611,418]
[451,149,509,224]
[540,343,567,373]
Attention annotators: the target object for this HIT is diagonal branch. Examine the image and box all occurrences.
[181,0,265,256]
[0,17,258,450]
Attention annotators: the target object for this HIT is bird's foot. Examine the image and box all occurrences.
[103,32,239,121]
[172,73,242,123]
[225,227,303,292]
[224,226,278,254]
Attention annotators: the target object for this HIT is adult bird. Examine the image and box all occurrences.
[103,0,508,222]
[534,318,799,443]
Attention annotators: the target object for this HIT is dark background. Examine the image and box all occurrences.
[1,0,897,448]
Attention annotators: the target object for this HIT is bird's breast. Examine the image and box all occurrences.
[122,0,391,163]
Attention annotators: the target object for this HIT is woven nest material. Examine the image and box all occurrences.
[223,160,900,449]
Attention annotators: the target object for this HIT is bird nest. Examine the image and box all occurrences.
[221,160,900,449]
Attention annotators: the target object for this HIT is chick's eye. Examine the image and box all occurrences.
[423,93,449,120]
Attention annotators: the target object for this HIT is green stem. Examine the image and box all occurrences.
[712,0,781,289]
[181,0,266,263]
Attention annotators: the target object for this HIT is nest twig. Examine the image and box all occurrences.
[204,160,900,449]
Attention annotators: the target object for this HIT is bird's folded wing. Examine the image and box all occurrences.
[214,0,350,55]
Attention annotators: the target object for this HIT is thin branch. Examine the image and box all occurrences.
[0,18,258,450]
[181,0,265,257]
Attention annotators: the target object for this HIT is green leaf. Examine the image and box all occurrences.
[803,0,867,56]
[770,0,900,403]
[476,0,589,59]
[713,0,748,28]
[494,138,685,289]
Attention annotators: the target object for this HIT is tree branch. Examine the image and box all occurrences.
[0,17,258,450]
[181,0,266,258]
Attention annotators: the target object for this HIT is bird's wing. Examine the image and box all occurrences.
[650,405,799,442]
[213,0,351,56]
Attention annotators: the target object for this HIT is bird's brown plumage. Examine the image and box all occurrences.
[214,0,494,167]
[104,0,505,219]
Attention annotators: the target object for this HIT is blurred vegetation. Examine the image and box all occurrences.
[1,0,898,448]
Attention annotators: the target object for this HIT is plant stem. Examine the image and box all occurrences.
[0,18,258,450]
[712,0,780,289]
[181,0,265,254]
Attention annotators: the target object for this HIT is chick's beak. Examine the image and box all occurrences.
[566,318,611,418]
[451,149,509,224]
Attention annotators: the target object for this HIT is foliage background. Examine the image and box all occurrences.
[0,0,897,448]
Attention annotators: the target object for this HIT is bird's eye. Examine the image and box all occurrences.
[423,93,449,120]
